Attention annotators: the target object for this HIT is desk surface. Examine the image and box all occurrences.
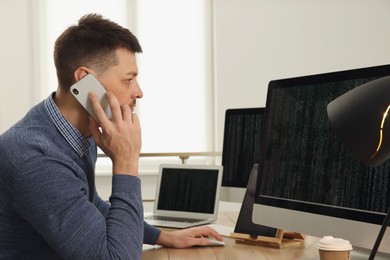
[142,211,320,260]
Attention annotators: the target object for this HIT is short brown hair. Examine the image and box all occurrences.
[54,13,142,89]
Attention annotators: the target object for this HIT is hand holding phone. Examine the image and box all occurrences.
[70,74,112,122]
[87,84,141,176]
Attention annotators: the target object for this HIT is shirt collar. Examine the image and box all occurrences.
[45,93,91,158]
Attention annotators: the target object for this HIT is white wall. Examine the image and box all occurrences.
[213,0,390,150]
[2,0,390,200]
[0,1,34,133]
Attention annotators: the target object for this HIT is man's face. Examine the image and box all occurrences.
[97,48,143,112]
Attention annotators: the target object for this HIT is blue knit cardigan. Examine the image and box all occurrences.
[0,97,160,259]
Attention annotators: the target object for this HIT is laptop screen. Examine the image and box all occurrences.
[157,167,219,214]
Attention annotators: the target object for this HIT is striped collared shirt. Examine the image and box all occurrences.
[45,93,90,157]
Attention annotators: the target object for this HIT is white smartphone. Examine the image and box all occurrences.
[70,74,112,122]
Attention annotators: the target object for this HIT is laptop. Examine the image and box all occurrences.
[144,164,223,229]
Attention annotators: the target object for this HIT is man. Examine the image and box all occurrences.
[0,13,222,259]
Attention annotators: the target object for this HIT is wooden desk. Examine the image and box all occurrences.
[142,211,321,260]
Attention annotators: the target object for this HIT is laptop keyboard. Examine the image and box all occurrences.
[145,215,204,223]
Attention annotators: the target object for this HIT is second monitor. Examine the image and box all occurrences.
[219,107,265,202]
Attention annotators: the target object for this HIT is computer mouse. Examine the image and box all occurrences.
[207,237,225,246]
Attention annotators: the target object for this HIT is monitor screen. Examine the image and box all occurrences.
[220,108,264,202]
[253,64,390,255]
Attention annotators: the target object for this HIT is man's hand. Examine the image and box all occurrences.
[88,91,141,176]
[156,226,224,248]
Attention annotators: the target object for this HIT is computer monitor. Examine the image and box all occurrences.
[220,108,264,202]
[252,64,390,258]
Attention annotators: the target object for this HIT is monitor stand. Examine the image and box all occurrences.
[231,229,304,248]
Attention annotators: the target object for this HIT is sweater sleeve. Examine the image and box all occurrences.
[143,221,161,245]
[93,190,110,217]
[15,158,144,260]
[92,186,161,245]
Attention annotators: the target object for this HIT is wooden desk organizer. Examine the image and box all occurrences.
[230,229,304,248]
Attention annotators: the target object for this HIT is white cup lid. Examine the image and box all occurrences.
[317,236,353,251]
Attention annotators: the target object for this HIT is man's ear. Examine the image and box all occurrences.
[74,67,92,82]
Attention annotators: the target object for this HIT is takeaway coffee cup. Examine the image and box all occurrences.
[317,236,353,260]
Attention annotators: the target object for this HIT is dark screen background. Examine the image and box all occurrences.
[221,108,264,188]
[157,168,219,213]
[257,65,390,215]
